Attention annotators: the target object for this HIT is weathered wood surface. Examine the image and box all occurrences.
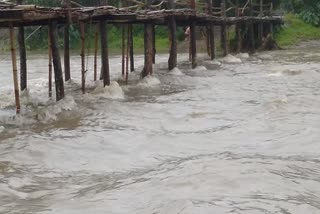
[0,4,282,27]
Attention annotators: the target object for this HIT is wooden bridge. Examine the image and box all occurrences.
[0,0,282,114]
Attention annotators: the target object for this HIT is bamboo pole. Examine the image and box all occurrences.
[94,24,99,81]
[48,27,53,98]
[80,22,86,94]
[9,24,21,114]
[17,0,27,91]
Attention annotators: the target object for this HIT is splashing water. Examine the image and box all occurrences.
[0,45,320,214]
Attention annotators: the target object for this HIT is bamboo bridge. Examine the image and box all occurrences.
[0,0,282,114]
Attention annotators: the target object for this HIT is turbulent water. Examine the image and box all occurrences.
[0,43,320,214]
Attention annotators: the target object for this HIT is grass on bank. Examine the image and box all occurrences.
[275,13,320,47]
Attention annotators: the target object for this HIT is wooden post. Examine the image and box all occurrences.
[152,25,156,64]
[99,20,110,86]
[48,27,53,98]
[168,0,177,70]
[129,24,134,72]
[221,0,228,56]
[16,0,27,91]
[122,25,125,77]
[142,23,153,78]
[207,0,215,59]
[258,0,264,45]
[9,24,21,114]
[63,0,71,81]
[190,0,197,68]
[80,22,86,94]
[94,24,99,81]
[49,22,65,101]
[126,25,130,83]
[235,0,242,53]
[248,0,255,52]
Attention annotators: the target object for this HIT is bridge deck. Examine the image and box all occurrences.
[0,5,282,27]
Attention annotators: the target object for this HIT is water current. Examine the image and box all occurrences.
[0,42,320,213]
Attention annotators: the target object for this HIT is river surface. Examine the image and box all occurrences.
[0,43,320,214]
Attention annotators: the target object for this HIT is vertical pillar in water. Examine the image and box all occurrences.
[207,0,215,59]
[258,0,264,46]
[94,24,99,81]
[49,21,65,101]
[142,23,153,78]
[248,0,255,52]
[99,20,110,86]
[235,0,242,53]
[63,0,71,81]
[80,22,86,94]
[168,0,177,70]
[129,24,134,72]
[220,0,228,57]
[16,0,27,91]
[190,0,197,68]
[48,27,53,98]
[9,24,21,114]
[152,24,156,64]
[122,25,125,77]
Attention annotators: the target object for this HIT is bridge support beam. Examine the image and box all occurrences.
[99,20,110,86]
[49,21,65,101]
[168,0,177,70]
[142,23,153,78]
[17,0,27,91]
[207,0,215,59]
[9,24,21,114]
[221,0,228,56]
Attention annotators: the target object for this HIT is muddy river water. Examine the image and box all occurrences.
[0,43,320,213]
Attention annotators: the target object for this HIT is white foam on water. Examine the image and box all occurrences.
[220,54,242,64]
[89,81,125,100]
[267,72,284,77]
[204,59,222,66]
[169,67,184,76]
[236,53,250,59]
[136,75,161,88]
[0,126,4,133]
[192,65,207,71]
[35,95,78,122]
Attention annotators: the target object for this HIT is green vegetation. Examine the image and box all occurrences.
[275,13,320,47]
